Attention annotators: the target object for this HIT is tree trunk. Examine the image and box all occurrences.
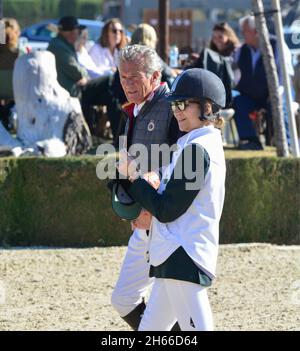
[158,0,170,63]
[252,0,289,157]
[0,13,4,45]
[271,0,299,157]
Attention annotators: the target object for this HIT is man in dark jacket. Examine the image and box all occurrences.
[233,15,293,149]
[47,16,88,96]
[111,45,180,331]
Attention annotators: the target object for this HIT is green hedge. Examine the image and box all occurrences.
[221,157,300,244]
[0,156,299,247]
[0,156,130,247]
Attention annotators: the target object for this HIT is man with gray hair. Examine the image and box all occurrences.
[110,44,180,330]
[233,14,293,149]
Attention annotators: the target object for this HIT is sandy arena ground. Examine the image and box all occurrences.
[0,243,299,331]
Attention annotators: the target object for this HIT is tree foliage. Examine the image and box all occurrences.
[2,0,103,27]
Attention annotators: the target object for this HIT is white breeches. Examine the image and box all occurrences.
[138,278,214,331]
[111,229,153,317]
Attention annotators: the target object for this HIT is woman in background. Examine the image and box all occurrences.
[0,18,26,71]
[89,18,127,76]
[0,18,26,129]
[130,23,179,87]
[209,22,240,57]
[187,22,239,108]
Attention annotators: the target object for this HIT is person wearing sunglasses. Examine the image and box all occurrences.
[89,18,127,76]
[117,68,226,331]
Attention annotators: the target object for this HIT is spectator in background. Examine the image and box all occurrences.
[0,18,24,71]
[233,15,294,150]
[47,16,122,139]
[130,23,178,88]
[131,23,157,48]
[187,22,238,108]
[89,18,127,76]
[0,18,25,129]
[209,22,240,57]
[47,16,89,97]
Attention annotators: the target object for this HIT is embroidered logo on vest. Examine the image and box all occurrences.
[147,120,155,132]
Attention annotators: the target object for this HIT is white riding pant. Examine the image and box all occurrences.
[111,229,153,317]
[138,278,214,331]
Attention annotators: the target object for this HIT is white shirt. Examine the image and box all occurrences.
[133,102,146,117]
[133,84,161,117]
[76,47,103,79]
[88,43,119,76]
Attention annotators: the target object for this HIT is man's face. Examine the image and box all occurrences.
[119,60,158,104]
[62,28,80,45]
[242,23,258,48]
[69,28,80,44]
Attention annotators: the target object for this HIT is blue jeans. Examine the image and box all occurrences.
[232,90,291,145]
[232,92,270,140]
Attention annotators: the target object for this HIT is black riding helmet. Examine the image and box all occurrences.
[166,68,226,121]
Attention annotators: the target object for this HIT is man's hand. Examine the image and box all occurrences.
[76,77,89,86]
[130,172,160,230]
[131,209,152,230]
[117,149,139,180]
[142,171,160,190]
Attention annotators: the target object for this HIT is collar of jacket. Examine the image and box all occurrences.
[121,82,168,119]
